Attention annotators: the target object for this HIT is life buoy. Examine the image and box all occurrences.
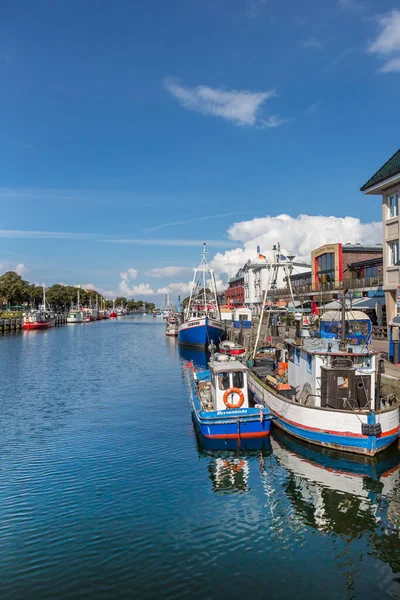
[223,387,244,409]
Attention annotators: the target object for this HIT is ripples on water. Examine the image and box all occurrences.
[0,317,399,599]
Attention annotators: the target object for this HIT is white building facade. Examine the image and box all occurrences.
[361,150,400,324]
[243,259,270,315]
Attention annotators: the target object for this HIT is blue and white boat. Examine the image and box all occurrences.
[249,243,400,457]
[190,358,272,440]
[178,243,225,347]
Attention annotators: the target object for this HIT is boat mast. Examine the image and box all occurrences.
[202,243,207,316]
[252,243,298,359]
[77,284,80,310]
[42,284,46,312]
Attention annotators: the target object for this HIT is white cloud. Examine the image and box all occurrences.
[164,78,279,127]
[120,268,138,281]
[80,283,97,291]
[146,266,191,278]
[119,281,156,297]
[210,214,382,277]
[299,37,323,49]
[15,263,27,276]
[156,286,171,295]
[368,10,400,73]
[261,115,287,128]
[379,57,400,72]
[368,10,400,55]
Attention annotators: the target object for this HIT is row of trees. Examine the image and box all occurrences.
[0,271,155,312]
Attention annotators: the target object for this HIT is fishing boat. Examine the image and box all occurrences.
[165,315,179,336]
[67,285,84,323]
[23,285,56,330]
[248,244,400,457]
[178,243,225,347]
[190,358,272,440]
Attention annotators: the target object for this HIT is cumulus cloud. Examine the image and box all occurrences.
[15,263,27,276]
[146,266,191,278]
[164,78,280,127]
[119,281,156,297]
[368,10,400,73]
[120,268,138,281]
[210,214,382,277]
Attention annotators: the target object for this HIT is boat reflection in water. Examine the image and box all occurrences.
[178,344,210,370]
[194,428,272,494]
[270,429,400,596]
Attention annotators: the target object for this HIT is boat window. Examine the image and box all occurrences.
[218,372,231,390]
[232,371,244,389]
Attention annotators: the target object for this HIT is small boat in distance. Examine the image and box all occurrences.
[190,358,272,440]
[23,285,56,331]
[67,285,83,323]
[165,315,179,336]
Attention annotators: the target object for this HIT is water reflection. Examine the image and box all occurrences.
[178,344,209,369]
[271,429,400,597]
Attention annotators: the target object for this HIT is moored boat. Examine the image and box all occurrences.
[248,252,399,455]
[66,310,84,323]
[178,244,224,347]
[219,340,246,356]
[190,359,272,440]
[23,285,56,330]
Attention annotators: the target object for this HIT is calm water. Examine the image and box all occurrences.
[0,316,399,599]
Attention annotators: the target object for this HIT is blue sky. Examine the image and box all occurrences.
[1,0,399,299]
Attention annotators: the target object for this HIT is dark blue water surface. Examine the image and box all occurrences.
[0,316,400,599]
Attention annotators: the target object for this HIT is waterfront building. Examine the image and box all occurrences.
[361,149,400,324]
[311,243,383,291]
[243,257,269,315]
[225,268,245,308]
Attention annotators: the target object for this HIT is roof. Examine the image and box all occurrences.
[360,149,400,192]
[342,244,383,253]
[347,256,383,269]
[211,360,247,373]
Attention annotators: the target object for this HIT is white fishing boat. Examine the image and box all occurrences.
[67,285,84,323]
[248,243,400,457]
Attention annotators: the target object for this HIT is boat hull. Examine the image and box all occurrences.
[248,372,399,456]
[178,317,224,347]
[23,318,56,330]
[191,382,271,439]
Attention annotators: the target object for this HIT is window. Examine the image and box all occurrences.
[316,252,335,285]
[388,240,399,266]
[218,373,230,390]
[389,194,399,219]
[307,354,313,373]
[232,372,244,388]
[364,266,379,278]
[295,348,300,365]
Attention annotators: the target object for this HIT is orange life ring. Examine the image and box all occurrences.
[223,387,245,409]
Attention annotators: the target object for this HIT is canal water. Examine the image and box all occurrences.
[0,316,399,599]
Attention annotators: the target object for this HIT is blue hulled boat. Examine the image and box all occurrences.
[190,359,272,440]
[178,243,224,347]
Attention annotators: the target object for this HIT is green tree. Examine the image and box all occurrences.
[0,271,31,306]
[115,297,127,306]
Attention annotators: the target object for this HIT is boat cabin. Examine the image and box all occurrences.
[196,360,249,411]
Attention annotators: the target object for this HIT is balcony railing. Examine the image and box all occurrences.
[270,275,384,298]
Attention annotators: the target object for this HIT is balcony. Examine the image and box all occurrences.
[271,275,384,299]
